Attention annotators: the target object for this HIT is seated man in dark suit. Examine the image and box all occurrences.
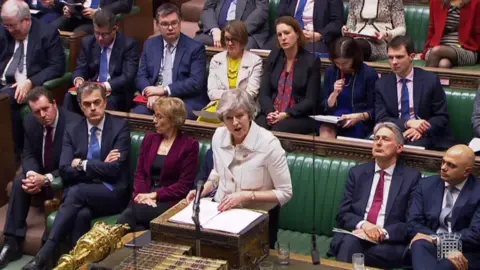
[63,9,139,113]
[132,3,207,119]
[375,35,452,150]
[24,82,130,270]
[408,144,480,270]
[263,0,343,53]
[194,0,269,49]
[0,0,65,160]
[51,0,132,34]
[26,0,62,24]
[0,87,80,269]
[328,122,421,269]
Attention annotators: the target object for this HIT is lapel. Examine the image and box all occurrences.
[215,53,229,89]
[359,162,376,212]
[93,43,101,79]
[152,38,164,82]
[99,114,111,159]
[412,68,423,116]
[236,52,251,87]
[215,0,226,18]
[172,36,186,82]
[26,23,38,74]
[3,38,15,72]
[291,49,307,91]
[161,134,181,180]
[387,74,399,117]
[79,119,89,158]
[289,0,297,14]
[53,109,66,165]
[385,162,404,220]
[109,34,122,75]
[432,177,445,228]
[451,176,473,229]
[147,134,162,179]
[235,0,247,19]
[219,132,235,179]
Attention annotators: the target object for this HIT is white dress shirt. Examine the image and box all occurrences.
[396,68,415,119]
[83,116,106,170]
[26,109,59,183]
[436,179,467,233]
[295,0,315,30]
[208,121,293,207]
[226,0,237,21]
[1,35,29,85]
[357,163,395,230]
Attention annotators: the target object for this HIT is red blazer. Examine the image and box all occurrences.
[422,0,480,58]
[133,132,199,204]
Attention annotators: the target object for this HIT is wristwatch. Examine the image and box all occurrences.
[43,176,50,187]
[430,234,438,245]
[76,160,84,171]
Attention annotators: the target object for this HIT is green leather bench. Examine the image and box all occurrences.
[445,88,476,144]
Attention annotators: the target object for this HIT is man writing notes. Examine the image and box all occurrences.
[132,3,207,119]
[408,145,480,270]
[24,82,130,270]
[328,122,421,269]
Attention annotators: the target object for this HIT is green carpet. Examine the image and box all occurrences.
[3,255,33,270]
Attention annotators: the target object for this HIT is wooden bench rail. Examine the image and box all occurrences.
[60,31,87,72]
[0,94,16,207]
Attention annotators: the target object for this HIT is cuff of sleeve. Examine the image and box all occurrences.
[46,173,53,183]
[382,228,389,240]
[83,160,88,171]
[103,82,112,92]
[207,169,219,189]
[356,220,366,230]
[73,77,83,86]
[165,85,171,96]
[142,87,148,96]
[26,171,35,177]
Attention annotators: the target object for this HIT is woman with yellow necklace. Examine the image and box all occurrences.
[198,20,263,123]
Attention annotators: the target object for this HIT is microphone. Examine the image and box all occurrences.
[311,44,320,265]
[192,180,205,225]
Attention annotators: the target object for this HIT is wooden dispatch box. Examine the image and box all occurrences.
[150,200,270,269]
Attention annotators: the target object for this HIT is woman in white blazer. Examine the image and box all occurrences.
[187,90,293,248]
[205,21,263,112]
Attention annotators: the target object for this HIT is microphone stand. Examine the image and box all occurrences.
[192,202,201,257]
[311,43,320,265]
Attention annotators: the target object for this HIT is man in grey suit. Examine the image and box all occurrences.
[194,0,268,49]
[471,87,480,139]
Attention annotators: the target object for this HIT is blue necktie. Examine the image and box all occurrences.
[98,48,108,83]
[90,0,100,9]
[295,0,308,29]
[87,127,101,160]
[400,78,410,120]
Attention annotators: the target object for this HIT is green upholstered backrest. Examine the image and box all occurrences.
[65,48,70,72]
[115,5,141,21]
[279,154,358,237]
[445,88,476,144]
[268,0,281,35]
[404,6,430,53]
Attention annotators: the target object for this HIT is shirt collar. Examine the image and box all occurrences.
[374,162,396,177]
[163,37,179,49]
[220,121,260,151]
[396,67,414,83]
[87,114,106,133]
[102,35,116,51]
[445,178,468,191]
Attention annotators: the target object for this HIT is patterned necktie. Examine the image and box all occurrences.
[161,44,174,86]
[5,41,24,83]
[439,186,457,232]
[98,47,109,82]
[400,78,410,120]
[90,0,100,9]
[367,170,386,225]
[87,127,101,160]
[44,126,54,172]
[295,0,308,29]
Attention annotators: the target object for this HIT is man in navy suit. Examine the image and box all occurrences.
[51,0,132,33]
[132,3,208,119]
[328,122,421,269]
[0,87,80,269]
[408,145,480,270]
[375,35,453,150]
[25,0,62,24]
[0,0,65,160]
[24,82,130,270]
[63,9,139,113]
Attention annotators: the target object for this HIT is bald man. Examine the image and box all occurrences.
[408,145,480,270]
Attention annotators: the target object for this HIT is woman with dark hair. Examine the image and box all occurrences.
[256,16,322,135]
[319,37,378,139]
[423,0,480,68]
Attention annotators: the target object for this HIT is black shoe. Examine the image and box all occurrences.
[22,257,46,270]
[0,244,23,269]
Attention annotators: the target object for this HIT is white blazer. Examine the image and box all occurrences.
[208,121,293,207]
[207,50,263,102]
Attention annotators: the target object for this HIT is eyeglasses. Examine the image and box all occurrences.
[159,20,179,29]
[3,18,26,30]
[224,36,239,44]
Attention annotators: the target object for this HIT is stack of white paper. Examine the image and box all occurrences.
[309,115,341,124]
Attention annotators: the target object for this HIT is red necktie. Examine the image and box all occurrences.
[367,170,385,225]
[44,126,54,172]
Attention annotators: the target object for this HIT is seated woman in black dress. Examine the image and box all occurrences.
[256,16,322,135]
[116,97,199,232]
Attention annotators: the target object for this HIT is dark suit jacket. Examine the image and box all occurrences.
[59,113,131,193]
[375,68,452,146]
[198,0,269,47]
[61,0,133,14]
[328,161,421,257]
[73,31,139,102]
[407,175,480,253]
[277,0,344,45]
[0,17,65,86]
[259,47,322,117]
[22,108,81,177]
[133,132,199,205]
[136,34,208,112]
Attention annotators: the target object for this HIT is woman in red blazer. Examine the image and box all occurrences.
[117,97,199,232]
[422,0,480,68]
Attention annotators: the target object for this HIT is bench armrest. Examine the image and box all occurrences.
[43,72,72,89]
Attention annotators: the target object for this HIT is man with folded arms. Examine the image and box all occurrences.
[24,82,130,270]
[408,145,480,270]
[0,87,80,269]
[328,122,421,269]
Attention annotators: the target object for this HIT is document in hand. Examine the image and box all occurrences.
[468,138,480,152]
[309,115,341,124]
[168,199,264,234]
[60,0,84,13]
[332,228,378,244]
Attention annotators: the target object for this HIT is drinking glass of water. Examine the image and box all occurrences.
[258,261,274,270]
[276,242,290,265]
[352,253,365,270]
